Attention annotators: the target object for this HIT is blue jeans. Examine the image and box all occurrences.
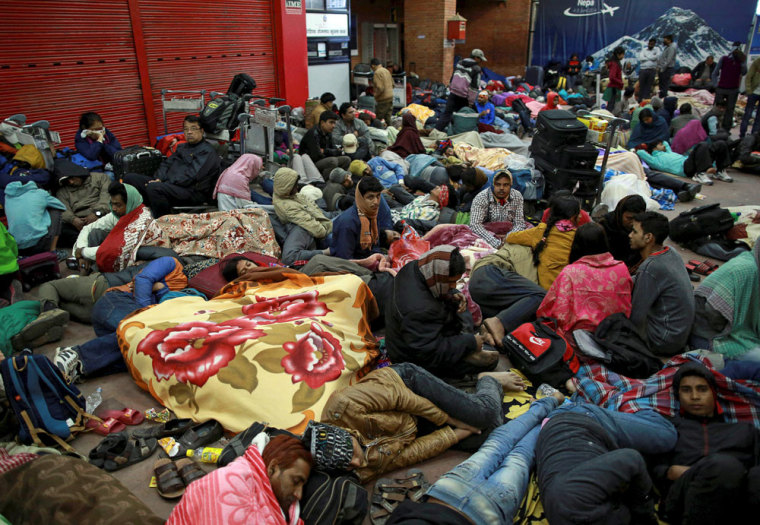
[77,332,125,378]
[91,291,139,337]
[425,397,560,525]
[553,402,677,454]
[469,266,546,334]
[740,93,760,138]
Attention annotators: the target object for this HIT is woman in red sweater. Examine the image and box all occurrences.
[605,46,625,114]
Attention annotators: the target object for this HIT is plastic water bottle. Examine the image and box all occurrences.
[86,387,102,413]
[186,447,223,464]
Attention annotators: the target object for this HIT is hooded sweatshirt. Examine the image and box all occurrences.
[272,168,332,239]
[5,181,66,249]
[0,222,18,276]
[636,142,687,177]
[54,171,111,224]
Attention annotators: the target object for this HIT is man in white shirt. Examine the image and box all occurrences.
[638,39,660,101]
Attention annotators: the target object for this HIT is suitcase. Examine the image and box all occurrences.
[112,146,163,179]
[525,65,544,87]
[18,251,61,292]
[534,157,601,211]
[530,135,599,170]
[534,110,588,147]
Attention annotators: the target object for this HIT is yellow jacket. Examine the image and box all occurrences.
[320,366,457,482]
[373,66,394,102]
[505,222,576,289]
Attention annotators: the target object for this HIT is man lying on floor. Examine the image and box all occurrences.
[53,256,188,382]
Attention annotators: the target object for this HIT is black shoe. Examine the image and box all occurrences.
[677,182,701,202]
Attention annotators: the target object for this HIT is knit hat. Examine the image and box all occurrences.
[342,133,358,154]
[299,185,323,202]
[329,167,351,184]
[349,159,368,179]
[672,361,723,416]
[302,421,354,471]
[650,96,663,110]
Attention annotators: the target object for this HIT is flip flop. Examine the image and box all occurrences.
[103,434,158,472]
[175,458,207,487]
[86,416,127,436]
[88,432,126,468]
[370,478,406,525]
[153,459,185,499]
[100,408,145,426]
[394,469,430,502]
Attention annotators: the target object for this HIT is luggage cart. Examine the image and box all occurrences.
[15,120,60,170]
[576,109,627,209]
[160,89,207,135]
[238,96,291,171]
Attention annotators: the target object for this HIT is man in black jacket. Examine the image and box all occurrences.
[654,362,760,524]
[124,115,221,218]
[298,111,351,182]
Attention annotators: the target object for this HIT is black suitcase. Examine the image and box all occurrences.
[227,73,256,97]
[669,203,734,244]
[113,146,163,179]
[535,109,587,147]
[525,65,544,87]
[534,157,600,211]
[530,135,599,170]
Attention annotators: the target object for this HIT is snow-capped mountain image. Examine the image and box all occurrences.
[590,6,733,69]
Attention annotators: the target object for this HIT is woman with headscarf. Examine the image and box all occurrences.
[692,241,760,361]
[627,108,670,149]
[385,245,499,378]
[213,154,263,211]
[597,194,647,270]
[388,112,426,158]
[73,181,154,273]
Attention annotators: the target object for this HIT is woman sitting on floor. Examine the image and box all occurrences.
[597,194,647,270]
[536,222,633,341]
[213,153,263,211]
[503,194,581,289]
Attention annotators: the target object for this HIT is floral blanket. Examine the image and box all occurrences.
[135,208,280,261]
[118,273,379,433]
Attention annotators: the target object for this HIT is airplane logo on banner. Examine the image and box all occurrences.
[564,0,621,17]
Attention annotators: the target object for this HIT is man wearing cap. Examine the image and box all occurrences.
[322,167,354,212]
[371,58,395,126]
[333,103,372,160]
[435,49,487,132]
[299,111,351,182]
[653,362,760,524]
[712,43,748,131]
[306,92,336,129]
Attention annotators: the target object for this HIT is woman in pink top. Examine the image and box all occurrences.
[536,222,633,342]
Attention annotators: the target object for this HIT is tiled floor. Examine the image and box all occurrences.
[24,161,759,522]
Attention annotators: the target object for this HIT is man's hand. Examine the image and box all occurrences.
[479,110,488,117]
[667,465,690,481]
[453,292,467,313]
[377,255,397,276]
[475,333,484,351]
[452,427,474,442]
[147,179,161,184]
[83,213,99,225]
[78,258,91,276]
[72,217,85,231]
[152,282,166,292]
[446,415,481,435]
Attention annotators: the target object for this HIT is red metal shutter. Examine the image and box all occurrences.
[138,0,279,136]
[1,1,151,148]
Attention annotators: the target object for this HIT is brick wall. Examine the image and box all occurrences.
[404,0,457,83]
[454,0,531,77]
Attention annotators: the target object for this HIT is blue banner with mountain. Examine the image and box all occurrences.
[532,1,757,68]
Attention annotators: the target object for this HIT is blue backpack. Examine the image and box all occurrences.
[0,351,98,451]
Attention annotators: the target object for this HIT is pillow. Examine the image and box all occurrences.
[188,251,281,298]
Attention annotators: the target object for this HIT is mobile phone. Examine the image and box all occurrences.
[66,257,79,270]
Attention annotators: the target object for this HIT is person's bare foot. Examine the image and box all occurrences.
[482,317,506,348]
[565,378,577,393]
[478,371,526,392]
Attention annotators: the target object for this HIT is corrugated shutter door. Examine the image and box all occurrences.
[1,1,150,148]
[138,0,279,137]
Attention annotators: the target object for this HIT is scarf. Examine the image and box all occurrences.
[355,186,379,251]
[438,185,449,208]
[387,112,425,158]
[96,204,153,272]
[111,184,143,218]
[212,153,262,200]
[417,245,459,299]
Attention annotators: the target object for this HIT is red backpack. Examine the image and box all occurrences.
[503,317,579,388]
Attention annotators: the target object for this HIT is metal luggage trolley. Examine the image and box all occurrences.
[238,96,294,171]
[576,109,627,209]
[13,120,61,170]
[160,89,207,135]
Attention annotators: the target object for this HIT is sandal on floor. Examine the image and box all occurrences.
[100,408,145,426]
[397,469,430,502]
[133,418,194,440]
[370,478,407,525]
[103,434,158,472]
[689,259,719,276]
[178,420,224,450]
[175,458,207,487]
[86,416,127,436]
[153,458,185,499]
[88,432,127,468]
